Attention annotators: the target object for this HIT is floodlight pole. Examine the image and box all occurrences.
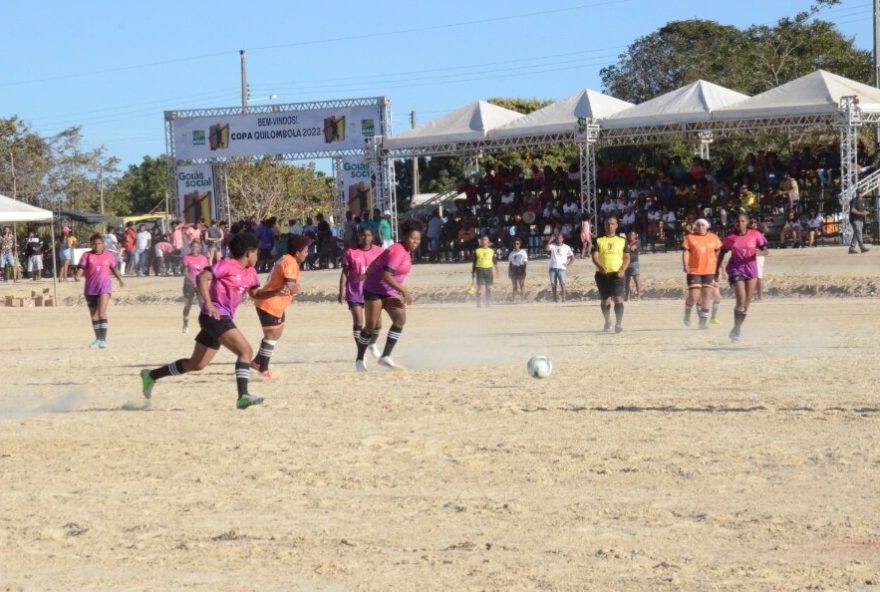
[410,111,420,197]
[240,50,249,114]
[874,0,880,143]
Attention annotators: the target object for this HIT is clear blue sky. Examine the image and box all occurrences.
[0,0,872,173]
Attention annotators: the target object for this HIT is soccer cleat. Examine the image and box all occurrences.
[182,322,189,334]
[377,356,396,369]
[861,247,871,253]
[603,322,612,333]
[98,340,108,348]
[614,324,623,334]
[140,369,155,399]
[355,360,368,373]
[368,343,381,359]
[710,318,721,325]
[236,394,264,410]
[89,340,101,349]
[729,329,740,343]
[698,317,708,330]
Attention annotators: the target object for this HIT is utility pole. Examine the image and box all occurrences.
[410,111,420,197]
[875,0,880,142]
[98,168,104,215]
[240,50,249,113]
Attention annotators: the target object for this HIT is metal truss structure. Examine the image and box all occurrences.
[836,97,861,244]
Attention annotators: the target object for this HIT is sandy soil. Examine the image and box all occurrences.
[1,248,878,591]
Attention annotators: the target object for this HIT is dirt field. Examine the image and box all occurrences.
[1,248,878,591]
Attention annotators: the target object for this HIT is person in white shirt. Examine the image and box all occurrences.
[134,224,152,276]
[803,209,825,247]
[780,210,802,248]
[508,237,528,303]
[103,225,120,268]
[545,233,574,303]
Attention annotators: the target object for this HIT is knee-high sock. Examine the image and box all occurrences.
[352,324,362,346]
[613,303,624,325]
[356,330,371,361]
[253,339,277,372]
[183,301,192,321]
[149,359,188,381]
[97,318,108,341]
[91,319,100,339]
[382,325,403,358]
[601,303,611,323]
[369,329,380,346]
[235,361,250,398]
[734,308,747,331]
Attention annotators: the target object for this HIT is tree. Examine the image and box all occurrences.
[104,154,169,216]
[225,159,335,222]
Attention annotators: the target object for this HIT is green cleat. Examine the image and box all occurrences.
[140,369,155,399]
[236,394,264,410]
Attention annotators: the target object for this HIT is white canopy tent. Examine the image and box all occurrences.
[0,194,58,302]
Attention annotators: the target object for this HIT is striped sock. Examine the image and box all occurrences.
[352,324,362,345]
[92,319,100,339]
[256,339,277,372]
[97,318,108,341]
[369,330,380,346]
[355,330,371,361]
[235,361,250,398]
[149,359,188,381]
[382,325,403,357]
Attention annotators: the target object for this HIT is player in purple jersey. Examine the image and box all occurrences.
[140,233,288,409]
[76,234,125,349]
[338,227,384,357]
[715,213,769,342]
[180,240,209,334]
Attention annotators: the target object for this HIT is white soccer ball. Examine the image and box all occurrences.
[527,355,553,379]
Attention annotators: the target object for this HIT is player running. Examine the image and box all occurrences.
[681,218,722,329]
[591,216,630,333]
[180,240,209,334]
[250,234,311,381]
[716,213,768,342]
[77,234,125,348]
[140,233,287,409]
[354,219,425,372]
[339,227,384,357]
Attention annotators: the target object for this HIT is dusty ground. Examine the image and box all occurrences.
[1,248,878,591]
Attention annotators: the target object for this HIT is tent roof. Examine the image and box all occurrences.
[0,194,53,223]
[383,101,524,149]
[600,80,750,129]
[488,90,633,139]
[713,70,880,120]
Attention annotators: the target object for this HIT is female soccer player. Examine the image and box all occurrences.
[716,213,768,342]
[471,235,498,307]
[508,237,528,303]
[354,219,425,372]
[681,219,722,329]
[77,234,125,348]
[180,240,209,334]
[338,227,384,356]
[140,233,287,409]
[250,234,311,381]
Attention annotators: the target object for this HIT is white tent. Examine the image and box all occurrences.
[599,80,750,129]
[488,90,633,139]
[383,101,524,150]
[713,69,880,120]
[0,193,58,301]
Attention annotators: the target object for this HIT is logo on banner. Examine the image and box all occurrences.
[361,119,375,137]
[192,130,206,146]
[209,123,230,150]
[323,116,345,144]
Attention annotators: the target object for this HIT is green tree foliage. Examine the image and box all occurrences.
[225,159,334,222]
[104,154,169,216]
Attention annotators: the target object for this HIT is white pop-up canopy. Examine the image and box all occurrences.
[488,89,633,139]
[0,193,58,301]
[599,80,750,129]
[713,69,880,120]
[383,101,524,150]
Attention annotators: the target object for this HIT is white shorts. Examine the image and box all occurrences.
[28,255,43,272]
[756,255,765,279]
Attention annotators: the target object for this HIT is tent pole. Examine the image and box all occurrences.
[51,221,58,305]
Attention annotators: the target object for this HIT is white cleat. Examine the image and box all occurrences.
[368,343,381,359]
[377,356,395,369]
[355,360,368,373]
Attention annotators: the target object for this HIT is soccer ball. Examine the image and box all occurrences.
[527,356,553,379]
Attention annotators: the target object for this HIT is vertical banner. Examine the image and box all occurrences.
[176,165,216,223]
[339,157,374,216]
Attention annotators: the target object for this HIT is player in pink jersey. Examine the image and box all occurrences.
[180,240,210,334]
[338,227,385,357]
[715,213,769,342]
[140,233,288,410]
[354,219,424,372]
[76,234,125,349]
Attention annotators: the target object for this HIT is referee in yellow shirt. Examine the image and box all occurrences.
[591,216,630,333]
[472,235,498,307]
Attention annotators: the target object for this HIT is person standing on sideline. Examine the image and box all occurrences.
[1,226,16,282]
[25,230,43,281]
[354,219,424,372]
[379,210,394,249]
[134,224,152,276]
[681,219,722,329]
[546,233,574,303]
[250,234,311,381]
[579,214,592,258]
[508,237,528,303]
[180,240,209,334]
[103,225,120,269]
[123,222,136,276]
[472,235,499,307]
[339,227,384,357]
[140,233,287,410]
[716,213,768,342]
[77,234,125,348]
[848,191,871,254]
[624,230,641,301]
[592,216,630,333]
[59,226,77,282]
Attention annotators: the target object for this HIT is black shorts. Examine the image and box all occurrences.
[594,272,624,300]
[508,264,526,279]
[85,293,109,308]
[182,282,197,300]
[364,289,390,301]
[256,307,285,328]
[347,300,364,309]
[474,267,494,287]
[686,274,717,287]
[195,314,236,350]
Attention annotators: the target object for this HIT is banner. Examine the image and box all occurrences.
[176,165,216,223]
[171,105,381,160]
[339,157,374,215]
